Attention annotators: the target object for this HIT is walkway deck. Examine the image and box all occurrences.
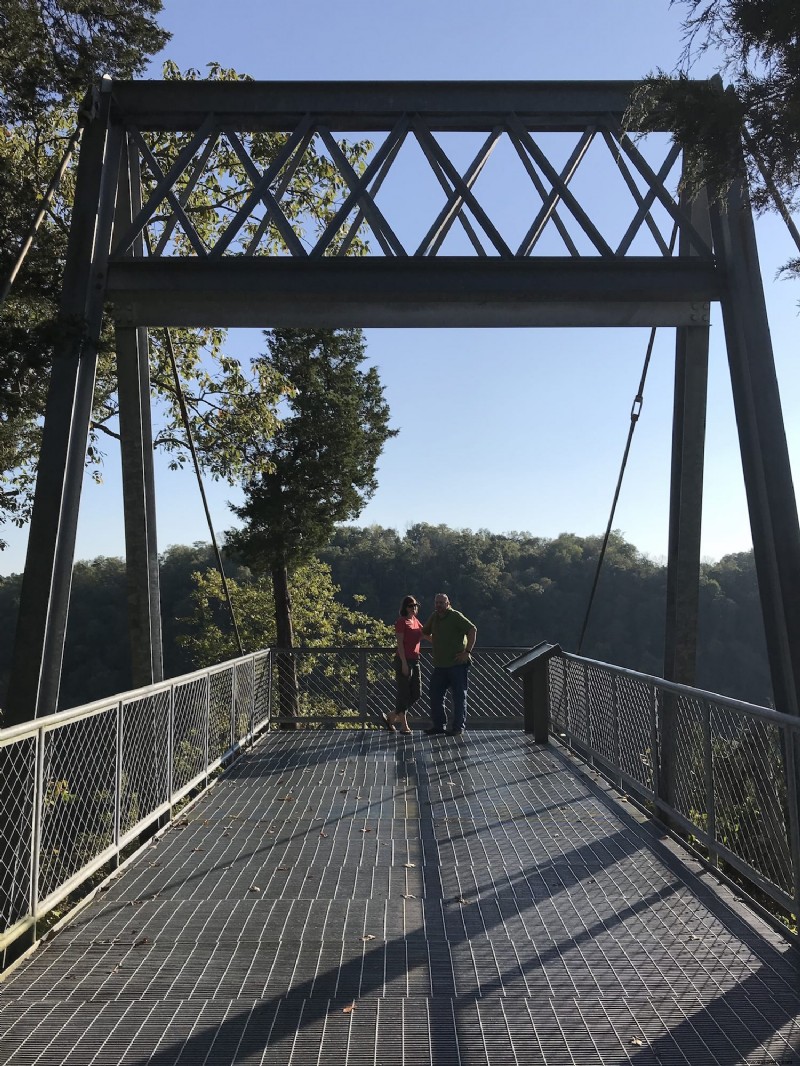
[1,731,799,1064]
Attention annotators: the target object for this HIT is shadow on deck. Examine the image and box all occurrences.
[1,730,799,1064]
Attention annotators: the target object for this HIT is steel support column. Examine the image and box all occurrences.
[115,325,163,687]
[711,184,800,716]
[5,84,121,725]
[664,189,711,689]
[114,136,163,689]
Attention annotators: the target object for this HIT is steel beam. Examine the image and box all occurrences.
[114,137,163,690]
[109,80,682,133]
[115,325,164,688]
[107,258,719,329]
[711,185,800,716]
[5,86,121,724]
[664,189,711,690]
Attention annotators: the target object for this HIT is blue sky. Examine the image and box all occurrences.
[2,0,798,574]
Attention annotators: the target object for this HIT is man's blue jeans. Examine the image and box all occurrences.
[429,664,469,731]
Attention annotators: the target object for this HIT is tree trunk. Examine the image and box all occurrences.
[272,563,300,728]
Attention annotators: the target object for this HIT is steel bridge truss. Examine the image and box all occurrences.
[6,80,800,728]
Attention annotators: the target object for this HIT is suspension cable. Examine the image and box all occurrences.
[577,222,679,655]
[0,121,84,309]
[163,327,245,656]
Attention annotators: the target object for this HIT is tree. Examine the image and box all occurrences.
[227,328,396,723]
[179,558,392,667]
[629,1,800,273]
[0,2,169,545]
[0,42,371,547]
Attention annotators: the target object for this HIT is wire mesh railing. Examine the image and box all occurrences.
[0,649,271,964]
[268,647,527,728]
[549,650,800,917]
[5,637,797,964]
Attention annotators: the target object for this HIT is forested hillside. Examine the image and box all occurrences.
[0,525,771,713]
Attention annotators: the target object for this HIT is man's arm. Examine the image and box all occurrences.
[455,625,477,663]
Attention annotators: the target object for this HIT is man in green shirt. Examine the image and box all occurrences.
[421,592,477,736]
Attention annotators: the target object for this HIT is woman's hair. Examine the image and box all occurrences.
[399,595,419,616]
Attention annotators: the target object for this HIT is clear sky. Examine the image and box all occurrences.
[2,0,798,575]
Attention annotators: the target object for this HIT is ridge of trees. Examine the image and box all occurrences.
[0,525,771,717]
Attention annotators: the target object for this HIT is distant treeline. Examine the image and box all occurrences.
[0,524,770,713]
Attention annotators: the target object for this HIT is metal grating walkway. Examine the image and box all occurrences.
[1,731,799,1064]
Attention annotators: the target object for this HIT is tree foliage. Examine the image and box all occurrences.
[629,0,800,271]
[0,527,772,717]
[0,0,169,123]
[0,30,371,546]
[227,327,395,668]
[178,558,392,668]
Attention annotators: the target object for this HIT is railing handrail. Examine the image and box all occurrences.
[0,648,271,744]
[560,649,795,730]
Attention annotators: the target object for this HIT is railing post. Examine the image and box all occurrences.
[584,667,592,766]
[204,674,211,786]
[166,683,175,815]
[30,729,46,924]
[249,656,256,742]
[652,683,663,804]
[702,698,717,866]
[784,727,800,920]
[612,674,621,788]
[230,663,237,753]
[114,700,124,865]
[358,650,369,728]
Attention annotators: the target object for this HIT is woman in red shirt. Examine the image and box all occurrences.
[390,595,427,734]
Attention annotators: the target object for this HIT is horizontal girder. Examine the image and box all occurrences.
[109,80,676,132]
[107,257,719,328]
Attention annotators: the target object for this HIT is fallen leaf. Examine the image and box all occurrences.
[342,1003,355,1014]
[361,934,376,941]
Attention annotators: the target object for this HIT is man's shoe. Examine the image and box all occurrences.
[424,727,446,735]
[445,728,464,736]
